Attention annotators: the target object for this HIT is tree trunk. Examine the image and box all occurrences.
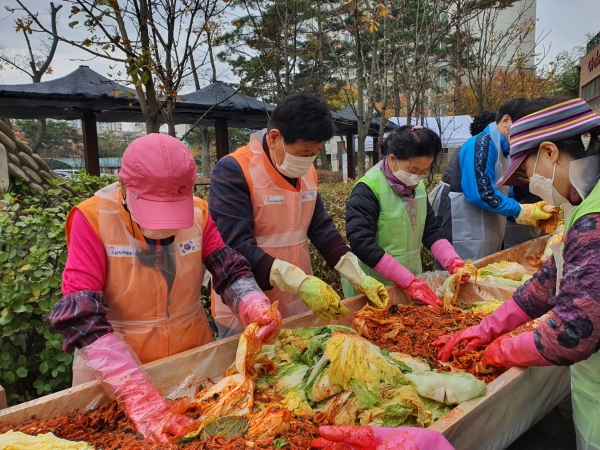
[453,1,462,115]
[316,0,330,171]
[166,100,176,137]
[201,126,211,178]
[145,112,160,134]
[31,119,46,151]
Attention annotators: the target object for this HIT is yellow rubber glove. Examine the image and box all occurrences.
[298,277,350,321]
[515,201,553,226]
[270,259,349,321]
[335,252,389,308]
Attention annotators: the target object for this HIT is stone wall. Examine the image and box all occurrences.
[0,120,76,196]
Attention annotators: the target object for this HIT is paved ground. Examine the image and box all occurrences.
[507,394,576,450]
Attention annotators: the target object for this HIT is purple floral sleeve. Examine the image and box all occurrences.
[513,254,558,319]
[515,213,600,365]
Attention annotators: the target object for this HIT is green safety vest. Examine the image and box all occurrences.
[342,165,427,298]
[562,180,600,450]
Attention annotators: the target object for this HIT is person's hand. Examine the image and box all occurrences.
[430,239,469,284]
[446,259,470,284]
[432,299,533,362]
[335,253,389,308]
[80,333,192,443]
[311,426,455,450]
[238,292,282,344]
[298,277,350,321]
[432,325,490,362]
[482,333,553,368]
[353,276,389,309]
[516,202,553,226]
[270,258,349,322]
[405,278,442,306]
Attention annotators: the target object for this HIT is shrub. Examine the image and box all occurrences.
[316,170,343,184]
[0,174,114,406]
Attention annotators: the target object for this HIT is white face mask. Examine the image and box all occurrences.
[274,141,318,178]
[528,150,569,207]
[392,159,426,187]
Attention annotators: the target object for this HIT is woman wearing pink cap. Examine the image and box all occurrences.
[435,97,600,449]
[49,133,281,443]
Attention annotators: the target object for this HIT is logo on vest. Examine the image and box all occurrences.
[263,195,285,205]
[107,246,134,257]
[179,238,201,256]
[301,191,317,202]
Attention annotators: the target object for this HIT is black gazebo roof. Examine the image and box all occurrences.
[177,81,275,117]
[334,105,397,134]
[0,66,136,118]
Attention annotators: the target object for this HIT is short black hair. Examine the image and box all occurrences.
[496,98,537,123]
[268,93,336,144]
[470,111,496,136]
[379,125,443,177]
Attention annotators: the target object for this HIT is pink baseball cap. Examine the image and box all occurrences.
[120,133,196,229]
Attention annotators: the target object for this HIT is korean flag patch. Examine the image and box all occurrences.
[179,238,200,256]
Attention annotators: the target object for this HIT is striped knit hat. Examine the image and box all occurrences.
[497,98,600,187]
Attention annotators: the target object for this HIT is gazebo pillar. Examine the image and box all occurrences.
[82,111,100,176]
[215,119,229,160]
[346,131,355,180]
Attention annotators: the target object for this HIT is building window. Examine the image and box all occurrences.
[582,76,600,111]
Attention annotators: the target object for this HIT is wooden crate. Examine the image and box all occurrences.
[0,236,569,450]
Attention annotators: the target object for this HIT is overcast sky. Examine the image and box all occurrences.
[0,0,598,87]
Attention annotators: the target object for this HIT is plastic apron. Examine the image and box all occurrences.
[211,130,318,338]
[449,123,510,261]
[342,164,427,298]
[551,183,600,450]
[72,183,212,386]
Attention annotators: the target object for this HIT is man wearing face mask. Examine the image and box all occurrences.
[432,98,554,261]
[49,134,280,443]
[209,93,389,338]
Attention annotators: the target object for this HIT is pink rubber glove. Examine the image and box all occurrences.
[433,299,532,362]
[311,426,455,450]
[405,278,443,307]
[482,333,553,368]
[447,260,470,284]
[238,291,282,344]
[80,333,192,443]
[375,254,441,306]
[431,240,469,284]
[374,253,416,288]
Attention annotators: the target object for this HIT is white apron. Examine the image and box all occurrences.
[449,123,510,261]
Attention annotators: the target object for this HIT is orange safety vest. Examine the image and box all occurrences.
[211,130,318,338]
[68,183,212,384]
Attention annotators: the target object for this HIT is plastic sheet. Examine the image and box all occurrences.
[0,236,570,450]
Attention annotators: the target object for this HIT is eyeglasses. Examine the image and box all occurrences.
[395,158,430,176]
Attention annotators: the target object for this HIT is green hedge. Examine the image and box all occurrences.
[0,174,115,406]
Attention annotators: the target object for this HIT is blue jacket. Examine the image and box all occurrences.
[458,123,521,217]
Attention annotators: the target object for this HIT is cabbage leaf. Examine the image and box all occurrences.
[405,371,486,405]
